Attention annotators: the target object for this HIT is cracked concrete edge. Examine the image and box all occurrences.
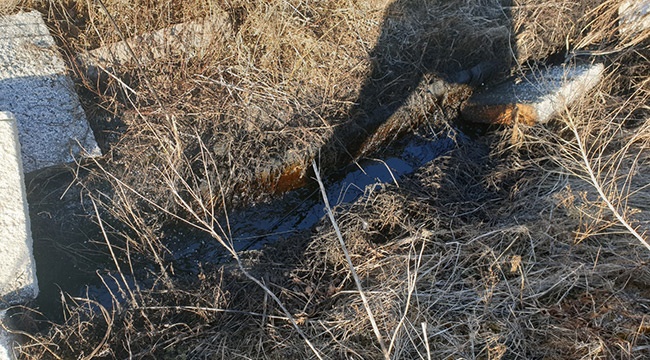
[532,63,604,123]
[77,12,233,79]
[0,10,101,173]
[0,112,38,308]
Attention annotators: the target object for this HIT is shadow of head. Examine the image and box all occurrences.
[366,0,515,94]
[334,0,516,158]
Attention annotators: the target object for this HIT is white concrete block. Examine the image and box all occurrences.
[619,0,650,38]
[0,11,101,173]
[0,310,12,360]
[78,14,232,78]
[0,112,38,307]
[461,63,604,125]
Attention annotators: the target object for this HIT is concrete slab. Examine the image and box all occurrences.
[78,14,232,79]
[0,10,100,173]
[619,0,650,38]
[0,310,12,360]
[251,81,474,195]
[461,63,604,125]
[0,112,38,307]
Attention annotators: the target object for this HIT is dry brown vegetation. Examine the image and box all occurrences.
[2,0,649,359]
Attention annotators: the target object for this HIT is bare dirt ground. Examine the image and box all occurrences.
[2,0,649,359]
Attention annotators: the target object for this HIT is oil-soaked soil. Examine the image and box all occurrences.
[25,123,466,321]
[25,167,109,322]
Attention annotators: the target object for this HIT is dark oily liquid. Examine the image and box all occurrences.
[25,126,465,321]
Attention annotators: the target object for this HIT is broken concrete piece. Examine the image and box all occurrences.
[0,11,101,173]
[461,63,604,125]
[619,0,650,38]
[0,112,38,307]
[0,310,12,360]
[78,14,232,78]
[253,80,473,195]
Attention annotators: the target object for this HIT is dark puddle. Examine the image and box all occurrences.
[163,129,465,273]
[25,167,139,322]
[25,126,465,321]
[24,168,110,322]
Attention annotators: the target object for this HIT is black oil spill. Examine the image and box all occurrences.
[25,127,464,321]
[25,167,109,322]
[161,129,464,273]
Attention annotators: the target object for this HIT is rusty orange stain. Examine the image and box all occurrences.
[252,161,310,195]
[462,103,538,125]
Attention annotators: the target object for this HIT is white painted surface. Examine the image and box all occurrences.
[0,11,100,173]
[0,112,38,308]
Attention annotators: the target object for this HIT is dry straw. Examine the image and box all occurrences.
[8,0,650,358]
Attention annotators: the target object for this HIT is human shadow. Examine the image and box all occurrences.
[312,0,516,177]
[233,0,520,255]
[237,1,520,349]
[231,0,520,349]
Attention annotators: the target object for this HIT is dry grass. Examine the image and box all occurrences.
[4,0,650,359]
[0,0,20,15]
[512,0,605,65]
[28,0,524,207]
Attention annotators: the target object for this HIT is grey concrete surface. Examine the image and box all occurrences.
[461,63,604,125]
[619,0,650,37]
[0,112,38,308]
[0,310,11,360]
[78,13,232,79]
[0,11,100,173]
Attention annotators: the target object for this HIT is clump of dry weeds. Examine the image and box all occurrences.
[7,0,650,359]
[23,0,524,210]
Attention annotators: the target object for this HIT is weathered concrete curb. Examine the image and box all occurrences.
[0,310,12,360]
[619,0,650,37]
[461,63,604,125]
[0,11,101,173]
[78,14,232,79]
[253,81,473,195]
[0,112,38,307]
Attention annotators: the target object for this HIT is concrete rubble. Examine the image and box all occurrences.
[461,63,604,125]
[78,13,232,78]
[0,10,101,173]
[0,112,37,360]
[619,0,650,38]
[1,11,103,358]
[0,310,12,360]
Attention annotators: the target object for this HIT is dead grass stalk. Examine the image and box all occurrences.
[313,160,389,358]
[7,0,650,358]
